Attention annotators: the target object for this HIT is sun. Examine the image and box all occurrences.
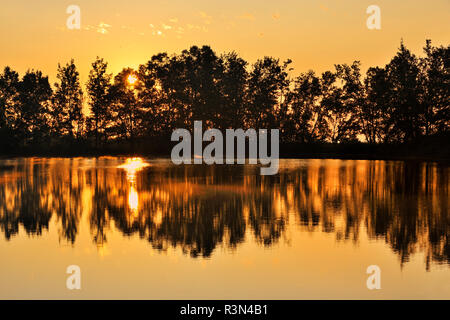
[127,74,138,86]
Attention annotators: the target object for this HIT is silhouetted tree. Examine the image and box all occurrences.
[420,40,450,135]
[53,59,84,138]
[0,67,19,128]
[318,64,360,143]
[217,52,248,129]
[332,62,363,142]
[138,54,166,136]
[15,70,52,145]
[286,71,326,142]
[0,67,20,149]
[363,67,388,143]
[183,46,224,127]
[86,57,112,146]
[109,68,142,141]
[246,57,291,129]
[383,42,423,143]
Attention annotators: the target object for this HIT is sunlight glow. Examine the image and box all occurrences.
[118,157,149,179]
[118,158,149,213]
[127,74,138,86]
[128,185,139,213]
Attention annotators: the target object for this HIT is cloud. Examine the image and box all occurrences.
[97,22,111,34]
[121,25,134,31]
[238,13,255,21]
[162,24,172,30]
[98,22,111,28]
[83,22,112,34]
[319,4,329,12]
[187,24,201,30]
[199,11,212,24]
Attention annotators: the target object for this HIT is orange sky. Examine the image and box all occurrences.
[0,0,449,86]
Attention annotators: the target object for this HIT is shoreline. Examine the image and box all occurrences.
[1,135,449,164]
[1,153,449,164]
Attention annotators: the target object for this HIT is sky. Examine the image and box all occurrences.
[0,0,449,86]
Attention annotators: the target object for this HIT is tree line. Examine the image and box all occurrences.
[0,40,448,153]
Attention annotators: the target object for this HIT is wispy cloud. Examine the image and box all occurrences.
[176,26,185,34]
[199,11,212,24]
[116,17,208,39]
[238,13,255,21]
[187,24,201,30]
[319,4,329,12]
[83,22,112,34]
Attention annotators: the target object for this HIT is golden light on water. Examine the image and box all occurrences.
[128,185,139,214]
[118,157,149,180]
[118,157,149,213]
[0,158,449,298]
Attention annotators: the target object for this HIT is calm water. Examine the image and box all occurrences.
[0,158,448,299]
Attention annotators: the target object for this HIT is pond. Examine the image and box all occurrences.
[0,158,448,299]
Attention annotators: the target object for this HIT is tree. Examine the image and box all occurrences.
[53,59,84,138]
[384,42,422,143]
[0,67,20,130]
[420,40,449,135]
[141,46,228,132]
[286,71,324,142]
[150,51,193,130]
[0,67,20,150]
[15,70,52,145]
[179,45,224,128]
[217,52,248,129]
[137,54,166,136]
[86,57,112,146]
[363,67,389,143]
[246,57,291,129]
[332,62,363,142]
[109,68,142,141]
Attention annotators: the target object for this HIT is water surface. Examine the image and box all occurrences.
[0,158,448,299]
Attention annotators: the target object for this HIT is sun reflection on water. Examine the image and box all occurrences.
[118,157,150,213]
[118,158,150,181]
[128,185,139,214]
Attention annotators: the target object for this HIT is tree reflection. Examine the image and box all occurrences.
[0,158,448,267]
